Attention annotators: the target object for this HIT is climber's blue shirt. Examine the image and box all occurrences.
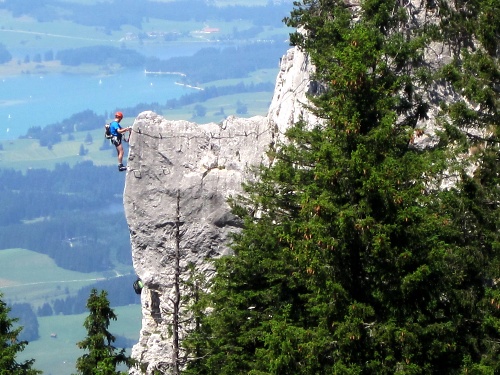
[109,121,122,137]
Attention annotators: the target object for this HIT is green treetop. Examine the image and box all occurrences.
[184,0,499,374]
[74,289,131,375]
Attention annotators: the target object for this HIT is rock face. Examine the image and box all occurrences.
[124,46,316,374]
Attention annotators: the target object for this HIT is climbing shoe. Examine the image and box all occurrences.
[118,164,127,172]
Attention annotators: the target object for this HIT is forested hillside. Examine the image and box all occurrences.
[0,162,130,272]
[0,161,138,343]
[50,43,284,85]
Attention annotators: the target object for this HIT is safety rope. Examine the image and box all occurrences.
[129,123,272,142]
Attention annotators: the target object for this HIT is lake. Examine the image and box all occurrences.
[0,69,197,141]
[0,40,240,141]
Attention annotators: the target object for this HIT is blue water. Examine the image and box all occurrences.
[0,69,194,141]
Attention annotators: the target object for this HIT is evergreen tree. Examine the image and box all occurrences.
[79,144,87,156]
[74,289,131,375]
[185,0,499,374]
[181,264,212,375]
[0,293,41,375]
[10,303,39,342]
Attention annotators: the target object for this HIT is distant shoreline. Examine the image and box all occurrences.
[174,82,204,90]
[144,70,186,77]
[0,64,206,93]
[0,60,120,77]
[144,70,203,90]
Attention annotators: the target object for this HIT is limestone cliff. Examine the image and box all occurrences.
[124,47,317,374]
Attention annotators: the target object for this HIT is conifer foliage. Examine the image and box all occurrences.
[185,0,499,374]
[0,293,41,375]
[74,289,131,375]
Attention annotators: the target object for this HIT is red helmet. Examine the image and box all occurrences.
[115,111,123,119]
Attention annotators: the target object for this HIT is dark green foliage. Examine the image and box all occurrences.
[185,0,500,374]
[145,44,288,85]
[36,303,53,317]
[56,46,145,68]
[21,110,106,148]
[0,293,41,375]
[9,304,39,342]
[74,289,131,375]
[79,144,88,156]
[193,104,207,118]
[181,264,212,374]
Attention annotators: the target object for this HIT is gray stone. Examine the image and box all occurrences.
[124,47,314,374]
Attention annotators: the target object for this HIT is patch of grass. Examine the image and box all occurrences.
[1,248,139,374]
[0,14,118,53]
[0,248,110,307]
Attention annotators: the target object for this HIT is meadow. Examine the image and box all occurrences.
[0,248,115,308]
[0,127,124,171]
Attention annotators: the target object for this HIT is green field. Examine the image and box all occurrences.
[0,11,117,54]
[201,68,279,87]
[0,248,118,307]
[163,91,273,121]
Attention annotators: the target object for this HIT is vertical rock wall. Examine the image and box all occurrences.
[124,47,315,374]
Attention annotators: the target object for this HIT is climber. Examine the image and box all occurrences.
[109,111,131,172]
